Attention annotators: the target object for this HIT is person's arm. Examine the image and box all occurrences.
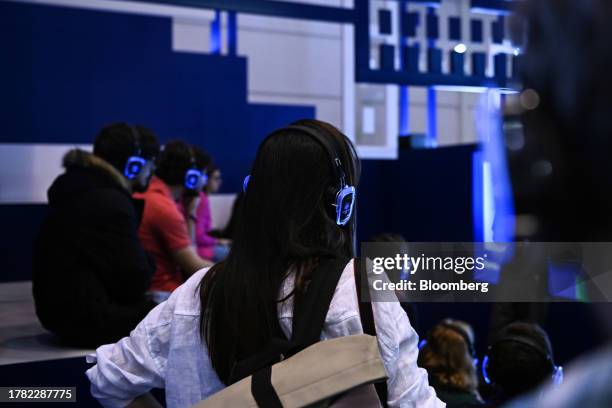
[172,246,213,277]
[154,201,212,277]
[352,259,444,407]
[183,194,201,244]
[373,301,445,407]
[86,302,168,408]
[186,216,197,244]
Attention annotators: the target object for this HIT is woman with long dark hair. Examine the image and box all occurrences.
[87,119,442,407]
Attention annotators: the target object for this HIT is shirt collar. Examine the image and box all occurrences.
[148,176,176,201]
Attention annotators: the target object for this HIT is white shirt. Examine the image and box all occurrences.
[86,260,444,408]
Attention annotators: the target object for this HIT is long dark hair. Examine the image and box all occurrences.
[198,119,360,384]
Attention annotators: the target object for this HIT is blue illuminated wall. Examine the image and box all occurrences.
[0,1,313,281]
[1,1,313,189]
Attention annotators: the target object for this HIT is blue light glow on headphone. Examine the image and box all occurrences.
[243,175,250,193]
[184,146,208,190]
[185,169,207,190]
[124,156,146,180]
[481,339,564,386]
[482,355,492,384]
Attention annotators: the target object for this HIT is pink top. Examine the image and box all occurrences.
[180,191,216,261]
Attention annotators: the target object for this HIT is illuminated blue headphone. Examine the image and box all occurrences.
[243,125,356,227]
[124,125,146,180]
[482,335,563,386]
[184,147,208,190]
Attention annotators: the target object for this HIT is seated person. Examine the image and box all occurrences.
[134,140,213,301]
[182,160,231,262]
[205,164,222,195]
[33,123,160,347]
[418,319,484,407]
[482,322,561,405]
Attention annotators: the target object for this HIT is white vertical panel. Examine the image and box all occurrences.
[238,29,343,98]
[0,144,91,204]
[208,194,237,230]
[172,18,211,53]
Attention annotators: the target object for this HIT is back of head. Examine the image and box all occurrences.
[199,119,360,384]
[155,140,211,186]
[418,319,478,394]
[93,123,159,173]
[510,0,612,239]
[487,322,554,398]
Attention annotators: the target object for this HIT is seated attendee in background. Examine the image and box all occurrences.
[33,123,159,347]
[482,322,560,406]
[205,164,222,195]
[182,158,231,262]
[87,119,443,407]
[135,140,212,302]
[418,319,484,408]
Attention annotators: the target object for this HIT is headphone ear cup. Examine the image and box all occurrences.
[125,157,145,180]
[243,175,251,193]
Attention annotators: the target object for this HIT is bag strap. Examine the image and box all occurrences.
[251,365,283,408]
[354,257,389,407]
[291,256,349,348]
[249,257,348,408]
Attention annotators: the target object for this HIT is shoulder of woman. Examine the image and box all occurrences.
[167,267,211,317]
[326,259,360,324]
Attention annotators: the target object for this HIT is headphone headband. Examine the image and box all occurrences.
[482,332,562,386]
[490,334,555,367]
[286,125,348,186]
[188,146,197,168]
[128,125,142,156]
[438,322,476,358]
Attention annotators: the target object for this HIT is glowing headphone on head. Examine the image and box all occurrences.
[124,125,147,180]
[481,335,564,386]
[242,125,356,227]
[184,146,207,190]
[418,321,479,367]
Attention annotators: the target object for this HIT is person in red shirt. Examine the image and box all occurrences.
[135,140,212,300]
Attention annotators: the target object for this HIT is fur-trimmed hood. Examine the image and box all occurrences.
[62,149,130,191]
[47,149,131,207]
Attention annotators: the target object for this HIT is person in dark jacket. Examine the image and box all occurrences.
[33,123,160,347]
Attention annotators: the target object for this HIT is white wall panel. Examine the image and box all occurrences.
[238,28,343,98]
[0,144,90,204]
[172,18,211,53]
[238,14,342,38]
[9,0,215,20]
